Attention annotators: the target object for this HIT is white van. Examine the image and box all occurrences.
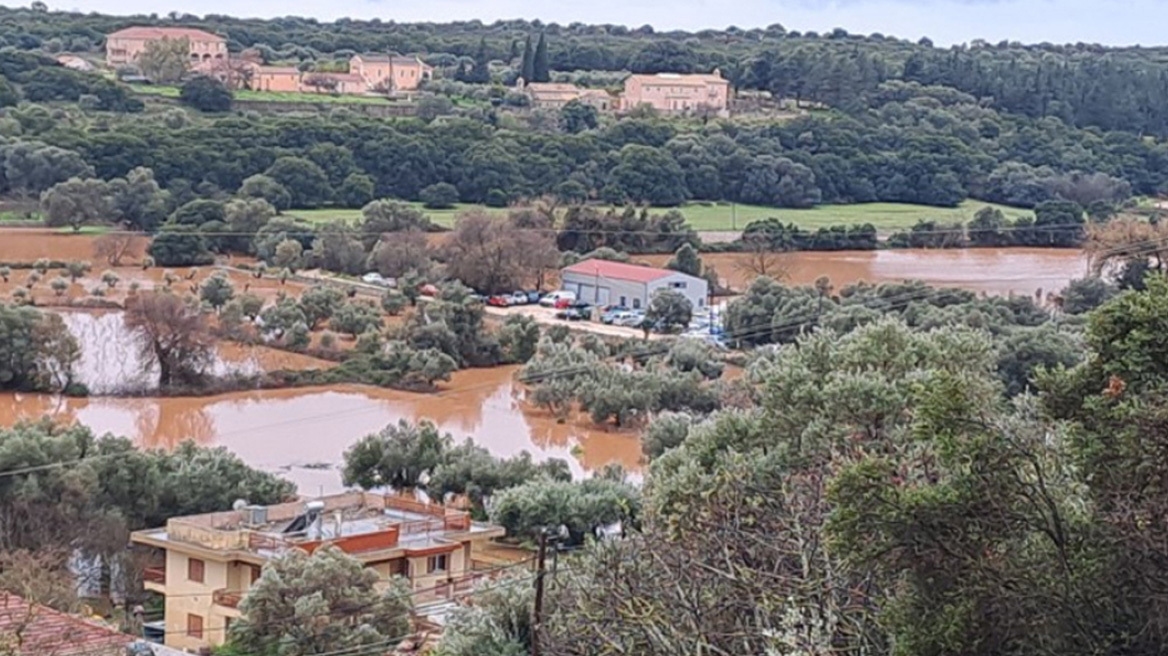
[539,290,578,307]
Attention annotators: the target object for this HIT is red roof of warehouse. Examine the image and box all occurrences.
[562,259,674,283]
[0,592,135,655]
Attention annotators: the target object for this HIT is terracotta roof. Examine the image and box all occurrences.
[562,259,676,283]
[0,592,135,656]
[356,54,430,67]
[107,26,225,42]
[256,65,300,75]
[626,73,728,87]
[317,72,366,84]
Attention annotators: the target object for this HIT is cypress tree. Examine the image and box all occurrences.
[469,37,490,84]
[520,35,534,83]
[533,32,550,82]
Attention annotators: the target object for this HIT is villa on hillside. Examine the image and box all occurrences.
[350,54,433,92]
[619,71,731,115]
[521,80,616,110]
[520,70,731,116]
[190,50,432,97]
[131,492,505,651]
[105,26,227,67]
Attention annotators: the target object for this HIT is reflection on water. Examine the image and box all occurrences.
[59,311,329,394]
[0,367,641,494]
[639,248,1089,297]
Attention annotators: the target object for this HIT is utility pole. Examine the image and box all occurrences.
[531,530,549,656]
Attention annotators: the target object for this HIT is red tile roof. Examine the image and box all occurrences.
[0,592,135,656]
[562,259,674,283]
[107,26,225,42]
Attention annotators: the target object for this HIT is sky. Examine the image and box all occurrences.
[44,0,1168,47]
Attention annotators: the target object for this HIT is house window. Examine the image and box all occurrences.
[187,558,205,583]
[249,565,261,585]
[632,298,642,309]
[671,282,688,289]
[427,554,448,573]
[620,296,627,307]
[187,614,203,639]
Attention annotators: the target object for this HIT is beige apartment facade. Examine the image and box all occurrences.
[132,492,505,652]
[620,71,731,115]
[105,26,227,68]
[522,81,615,110]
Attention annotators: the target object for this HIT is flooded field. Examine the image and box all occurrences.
[638,248,1090,297]
[0,367,640,494]
[60,311,330,394]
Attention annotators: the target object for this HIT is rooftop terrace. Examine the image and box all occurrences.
[133,492,500,558]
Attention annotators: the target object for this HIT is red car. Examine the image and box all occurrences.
[419,283,440,297]
[487,295,511,307]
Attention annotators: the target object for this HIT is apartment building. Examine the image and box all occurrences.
[131,492,505,651]
[350,54,433,92]
[619,71,731,115]
[105,26,227,68]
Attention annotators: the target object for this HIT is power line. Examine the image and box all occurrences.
[0,274,1085,482]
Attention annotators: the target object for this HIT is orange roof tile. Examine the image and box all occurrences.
[107,26,225,42]
[0,592,135,656]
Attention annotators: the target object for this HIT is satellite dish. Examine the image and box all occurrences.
[232,498,248,510]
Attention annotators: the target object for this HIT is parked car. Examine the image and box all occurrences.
[605,310,638,326]
[525,290,543,304]
[508,291,529,305]
[539,290,577,307]
[361,272,393,287]
[487,295,511,307]
[419,283,440,297]
[614,311,646,328]
[556,303,592,321]
[600,306,631,324]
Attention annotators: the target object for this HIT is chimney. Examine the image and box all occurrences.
[243,505,267,527]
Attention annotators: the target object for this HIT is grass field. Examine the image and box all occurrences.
[130,85,394,105]
[288,204,505,228]
[289,200,1031,232]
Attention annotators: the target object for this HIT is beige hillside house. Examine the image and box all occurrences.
[619,70,731,116]
[131,492,505,651]
[350,54,433,92]
[105,26,227,67]
[521,80,616,110]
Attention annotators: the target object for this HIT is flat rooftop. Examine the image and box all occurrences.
[132,491,503,558]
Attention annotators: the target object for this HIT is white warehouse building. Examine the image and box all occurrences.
[559,259,708,310]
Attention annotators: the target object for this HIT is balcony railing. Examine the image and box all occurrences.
[143,566,166,585]
[213,589,243,609]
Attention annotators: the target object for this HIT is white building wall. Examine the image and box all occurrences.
[561,272,649,309]
[646,271,708,309]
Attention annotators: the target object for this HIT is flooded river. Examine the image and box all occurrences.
[0,367,640,494]
[639,248,1089,297]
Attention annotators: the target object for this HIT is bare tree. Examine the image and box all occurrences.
[124,292,213,387]
[92,233,139,266]
[442,210,560,293]
[735,239,792,282]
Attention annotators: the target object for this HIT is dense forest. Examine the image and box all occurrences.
[0,48,1163,216]
[5,5,1168,136]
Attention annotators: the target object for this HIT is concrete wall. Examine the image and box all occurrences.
[163,550,230,651]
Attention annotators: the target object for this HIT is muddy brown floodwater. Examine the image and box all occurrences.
[0,366,641,494]
[638,248,1090,297]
